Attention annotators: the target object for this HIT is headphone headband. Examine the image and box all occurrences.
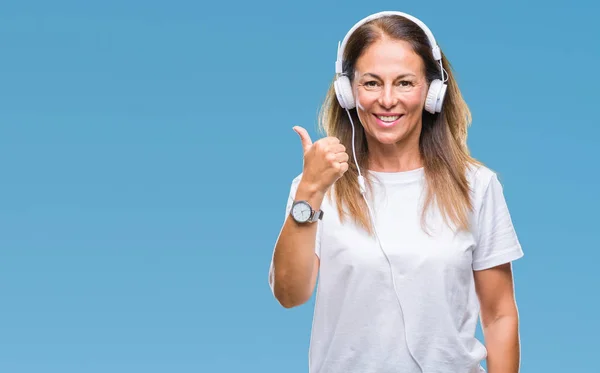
[335,11,442,75]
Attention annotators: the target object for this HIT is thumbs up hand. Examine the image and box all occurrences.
[293,126,349,195]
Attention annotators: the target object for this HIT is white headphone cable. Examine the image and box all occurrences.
[344,107,425,373]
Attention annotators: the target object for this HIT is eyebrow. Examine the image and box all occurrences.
[361,73,416,79]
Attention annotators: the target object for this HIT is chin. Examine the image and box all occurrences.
[374,132,402,145]
[362,129,404,146]
[366,121,410,145]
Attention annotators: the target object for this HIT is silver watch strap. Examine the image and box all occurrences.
[309,209,324,222]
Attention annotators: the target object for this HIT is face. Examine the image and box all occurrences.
[352,38,429,148]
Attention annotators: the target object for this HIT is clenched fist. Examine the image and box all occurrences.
[293,126,349,195]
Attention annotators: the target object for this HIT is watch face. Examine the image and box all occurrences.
[292,201,312,222]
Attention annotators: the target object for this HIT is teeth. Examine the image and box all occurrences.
[377,115,400,122]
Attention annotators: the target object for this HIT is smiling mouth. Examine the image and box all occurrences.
[373,114,403,127]
[374,114,401,122]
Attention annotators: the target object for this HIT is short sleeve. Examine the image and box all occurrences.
[472,173,524,271]
[284,174,322,258]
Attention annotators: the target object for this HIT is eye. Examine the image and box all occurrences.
[363,81,380,88]
[397,80,414,87]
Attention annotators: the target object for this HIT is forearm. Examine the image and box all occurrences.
[483,315,520,373]
[271,218,318,306]
[270,182,324,307]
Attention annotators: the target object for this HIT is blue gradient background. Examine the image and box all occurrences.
[0,1,597,372]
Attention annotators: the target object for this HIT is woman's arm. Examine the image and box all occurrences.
[474,262,521,373]
[269,181,323,308]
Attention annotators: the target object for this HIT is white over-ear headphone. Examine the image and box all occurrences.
[333,10,448,114]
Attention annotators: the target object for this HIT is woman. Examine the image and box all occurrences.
[269,11,524,373]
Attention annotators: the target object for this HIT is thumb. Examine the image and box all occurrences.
[293,126,313,152]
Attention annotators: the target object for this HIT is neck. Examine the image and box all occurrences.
[366,130,423,173]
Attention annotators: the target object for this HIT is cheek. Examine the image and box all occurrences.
[404,89,428,112]
[354,90,377,112]
[354,92,377,125]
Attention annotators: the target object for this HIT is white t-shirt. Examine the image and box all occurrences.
[276,164,524,373]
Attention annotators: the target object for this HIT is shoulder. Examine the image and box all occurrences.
[466,162,499,197]
[465,162,517,223]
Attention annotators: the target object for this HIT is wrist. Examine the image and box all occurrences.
[295,180,326,209]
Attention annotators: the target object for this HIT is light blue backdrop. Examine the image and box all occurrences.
[1,0,598,372]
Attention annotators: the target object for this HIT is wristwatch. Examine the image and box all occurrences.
[290,200,323,224]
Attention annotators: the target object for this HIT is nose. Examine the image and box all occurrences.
[378,84,398,109]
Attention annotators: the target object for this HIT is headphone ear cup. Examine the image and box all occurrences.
[334,75,355,109]
[424,79,447,114]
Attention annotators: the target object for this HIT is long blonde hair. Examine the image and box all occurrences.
[318,15,482,235]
